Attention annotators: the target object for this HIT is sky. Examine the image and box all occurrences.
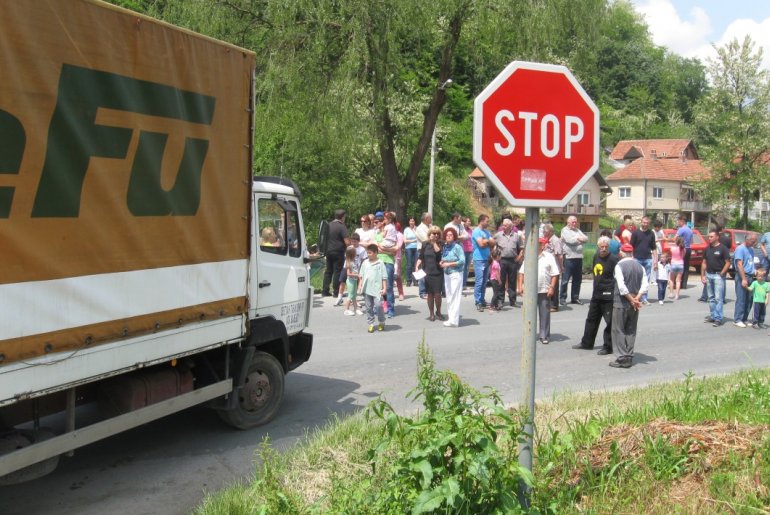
[629,0,770,70]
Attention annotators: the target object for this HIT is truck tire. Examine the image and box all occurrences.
[219,351,284,429]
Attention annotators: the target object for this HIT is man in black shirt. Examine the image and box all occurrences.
[629,216,657,305]
[573,236,619,353]
[701,229,730,326]
[322,209,350,297]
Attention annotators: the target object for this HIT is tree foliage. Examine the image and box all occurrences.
[693,36,770,227]
[109,0,709,234]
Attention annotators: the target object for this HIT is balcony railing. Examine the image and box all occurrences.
[543,204,602,215]
[680,200,710,211]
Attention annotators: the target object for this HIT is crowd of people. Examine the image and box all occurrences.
[320,208,770,369]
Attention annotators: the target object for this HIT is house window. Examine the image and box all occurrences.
[619,187,631,199]
[653,187,663,199]
[577,192,590,205]
[579,222,593,234]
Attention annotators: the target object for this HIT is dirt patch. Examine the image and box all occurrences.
[566,419,769,507]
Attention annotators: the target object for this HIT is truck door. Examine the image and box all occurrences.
[253,196,309,333]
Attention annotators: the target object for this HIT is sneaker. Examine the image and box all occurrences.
[419,294,428,299]
[540,338,549,344]
[368,325,374,333]
[334,297,344,306]
[752,323,760,329]
[386,312,394,319]
[443,321,457,327]
[343,310,355,316]
[712,320,724,327]
[476,304,484,312]
[641,299,649,306]
[571,299,584,305]
[658,300,664,305]
[609,359,632,368]
[698,297,708,302]
[377,324,384,331]
[356,309,364,315]
[559,299,567,306]
[597,348,611,355]
[704,317,715,323]
[734,321,747,328]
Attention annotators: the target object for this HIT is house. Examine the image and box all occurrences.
[468,167,611,239]
[605,155,710,226]
[467,167,501,208]
[541,171,612,240]
[609,139,699,166]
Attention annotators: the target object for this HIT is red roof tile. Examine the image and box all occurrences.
[605,158,710,182]
[469,167,485,178]
[609,139,694,161]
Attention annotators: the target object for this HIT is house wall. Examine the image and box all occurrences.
[606,180,685,220]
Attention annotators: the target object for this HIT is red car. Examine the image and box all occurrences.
[660,228,707,272]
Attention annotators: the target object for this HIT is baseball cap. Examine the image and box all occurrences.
[621,243,634,253]
[538,237,548,244]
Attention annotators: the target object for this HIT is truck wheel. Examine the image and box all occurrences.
[219,351,284,429]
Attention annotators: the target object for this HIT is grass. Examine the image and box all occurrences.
[195,350,770,514]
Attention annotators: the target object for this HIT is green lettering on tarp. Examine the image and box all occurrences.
[32,64,215,217]
[127,132,209,216]
[0,110,25,218]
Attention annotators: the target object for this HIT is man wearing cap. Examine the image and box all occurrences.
[609,243,649,368]
[573,235,618,353]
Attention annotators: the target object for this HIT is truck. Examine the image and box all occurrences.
[0,0,315,483]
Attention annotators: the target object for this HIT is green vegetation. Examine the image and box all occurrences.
[110,0,713,235]
[195,346,770,514]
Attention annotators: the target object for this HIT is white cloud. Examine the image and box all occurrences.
[634,0,712,57]
[717,18,770,71]
[632,0,770,70]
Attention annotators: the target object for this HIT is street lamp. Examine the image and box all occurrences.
[428,78,453,217]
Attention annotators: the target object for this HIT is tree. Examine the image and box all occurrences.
[693,36,770,228]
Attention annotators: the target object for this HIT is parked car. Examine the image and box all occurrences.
[660,228,707,273]
[720,229,761,278]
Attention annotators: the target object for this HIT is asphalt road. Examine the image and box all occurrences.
[3,279,770,515]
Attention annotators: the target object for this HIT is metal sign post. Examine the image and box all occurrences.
[517,207,539,505]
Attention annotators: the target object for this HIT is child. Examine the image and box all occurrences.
[656,253,670,305]
[748,269,770,329]
[358,244,387,333]
[488,249,504,311]
[342,246,361,316]
[378,212,398,250]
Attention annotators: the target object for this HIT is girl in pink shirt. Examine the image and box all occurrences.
[668,236,685,300]
[488,249,503,311]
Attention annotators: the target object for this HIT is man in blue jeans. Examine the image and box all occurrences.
[630,216,657,305]
[701,229,730,326]
[733,233,757,328]
[472,214,493,311]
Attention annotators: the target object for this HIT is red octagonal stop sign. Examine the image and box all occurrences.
[473,61,599,207]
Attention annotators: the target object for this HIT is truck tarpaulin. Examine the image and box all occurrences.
[0,0,255,364]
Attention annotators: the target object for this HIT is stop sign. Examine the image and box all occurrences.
[473,61,599,207]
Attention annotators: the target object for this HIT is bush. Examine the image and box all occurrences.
[330,342,532,514]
